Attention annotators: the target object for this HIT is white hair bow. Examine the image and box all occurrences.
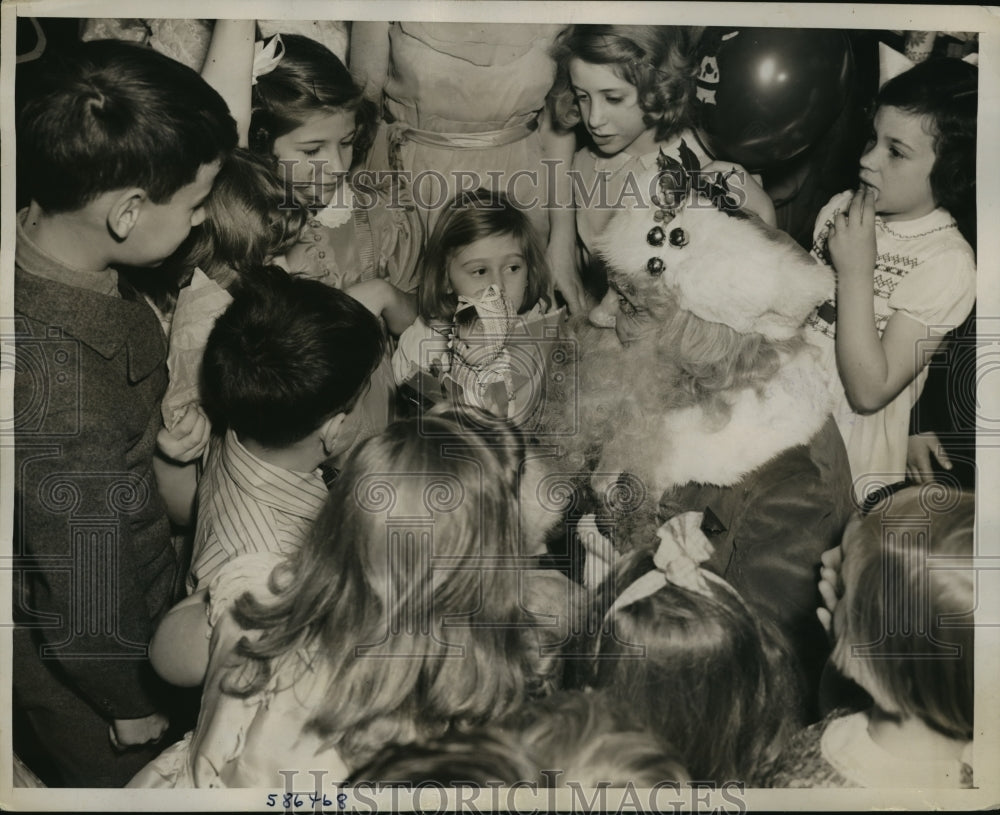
[252,34,284,85]
[609,511,716,613]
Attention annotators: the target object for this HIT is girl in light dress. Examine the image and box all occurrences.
[128,408,572,788]
[804,58,977,501]
[235,29,423,453]
[548,25,776,325]
[392,189,564,427]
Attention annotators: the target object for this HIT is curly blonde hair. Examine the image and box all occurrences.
[549,25,700,142]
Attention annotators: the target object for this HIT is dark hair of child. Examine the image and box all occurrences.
[248,33,377,166]
[588,549,803,784]
[876,57,977,248]
[179,147,309,290]
[16,39,237,213]
[200,267,385,448]
[418,188,550,322]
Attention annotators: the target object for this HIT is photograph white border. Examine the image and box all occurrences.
[2,1,998,811]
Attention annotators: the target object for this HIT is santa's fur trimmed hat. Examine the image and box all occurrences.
[596,167,833,342]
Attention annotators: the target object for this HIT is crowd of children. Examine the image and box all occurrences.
[11,18,978,793]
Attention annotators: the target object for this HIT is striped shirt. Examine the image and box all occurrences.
[187,430,329,592]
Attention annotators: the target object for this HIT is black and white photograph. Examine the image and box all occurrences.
[2,1,998,810]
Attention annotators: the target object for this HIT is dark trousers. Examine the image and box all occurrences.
[13,627,198,787]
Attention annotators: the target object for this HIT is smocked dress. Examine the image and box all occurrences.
[805,192,976,500]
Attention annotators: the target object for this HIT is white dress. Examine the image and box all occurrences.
[806,194,976,500]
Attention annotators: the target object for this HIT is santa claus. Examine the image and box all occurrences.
[551,153,854,699]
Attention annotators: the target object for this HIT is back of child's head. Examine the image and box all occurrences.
[834,486,974,741]
[549,25,698,141]
[418,188,550,321]
[180,148,308,289]
[201,266,384,448]
[229,408,544,765]
[347,690,689,788]
[877,58,976,236]
[503,690,690,788]
[17,39,236,213]
[248,33,376,164]
[589,548,800,783]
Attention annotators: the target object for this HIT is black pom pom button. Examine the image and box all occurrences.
[669,228,688,247]
[647,256,665,276]
[647,226,665,247]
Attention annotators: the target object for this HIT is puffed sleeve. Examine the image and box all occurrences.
[360,175,425,294]
[887,239,976,332]
[810,190,854,263]
[392,318,450,385]
[207,552,285,628]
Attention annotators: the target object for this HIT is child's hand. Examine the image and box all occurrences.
[702,160,776,226]
[156,404,211,463]
[906,431,952,483]
[827,188,877,281]
[109,712,169,750]
[546,240,589,315]
[816,544,844,639]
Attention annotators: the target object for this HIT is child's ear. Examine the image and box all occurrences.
[319,412,348,456]
[107,188,147,241]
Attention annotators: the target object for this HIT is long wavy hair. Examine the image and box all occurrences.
[549,25,700,142]
[223,409,546,766]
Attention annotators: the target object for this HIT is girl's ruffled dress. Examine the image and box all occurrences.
[128,554,348,788]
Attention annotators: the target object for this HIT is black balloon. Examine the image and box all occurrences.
[696,28,853,171]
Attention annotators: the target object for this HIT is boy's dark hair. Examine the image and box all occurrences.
[201,267,385,448]
[877,57,977,245]
[249,33,377,166]
[16,39,237,213]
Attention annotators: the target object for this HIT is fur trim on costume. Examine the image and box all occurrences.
[646,344,834,489]
[597,186,834,342]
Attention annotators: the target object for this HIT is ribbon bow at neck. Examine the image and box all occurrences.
[610,511,716,612]
[252,34,284,85]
